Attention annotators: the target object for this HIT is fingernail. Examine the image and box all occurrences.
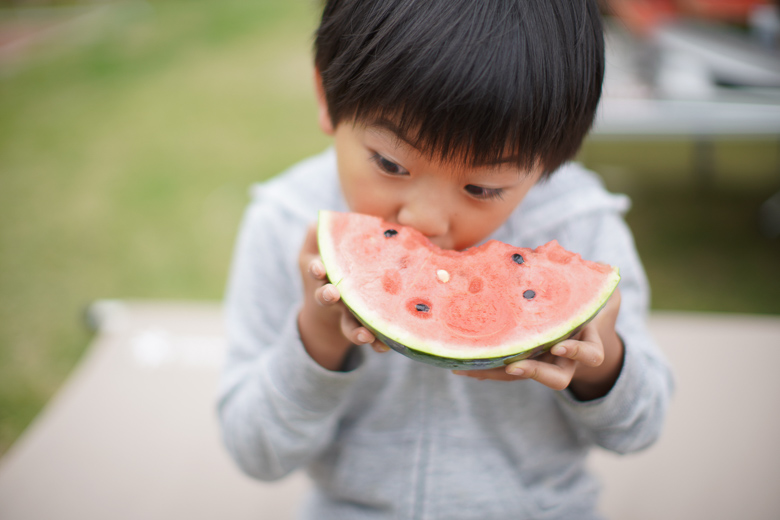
[357,331,369,344]
[551,345,566,356]
[322,287,335,302]
[507,367,525,376]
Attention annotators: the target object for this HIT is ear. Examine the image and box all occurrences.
[314,67,335,135]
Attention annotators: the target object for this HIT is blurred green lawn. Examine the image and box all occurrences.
[1,0,779,456]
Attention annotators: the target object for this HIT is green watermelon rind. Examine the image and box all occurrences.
[317,210,621,370]
[352,290,614,369]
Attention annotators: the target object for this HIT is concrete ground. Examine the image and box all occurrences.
[0,301,778,520]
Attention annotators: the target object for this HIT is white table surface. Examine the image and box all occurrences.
[0,300,778,520]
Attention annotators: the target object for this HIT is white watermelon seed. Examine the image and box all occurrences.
[436,269,450,283]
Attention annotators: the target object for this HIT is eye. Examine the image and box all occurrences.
[464,184,505,201]
[370,153,408,176]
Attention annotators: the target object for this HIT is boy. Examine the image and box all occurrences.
[218,0,673,518]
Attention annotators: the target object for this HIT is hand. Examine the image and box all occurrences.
[297,225,390,370]
[453,289,624,400]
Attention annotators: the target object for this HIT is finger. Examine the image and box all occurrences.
[605,286,621,315]
[505,356,578,391]
[371,340,391,353]
[314,284,341,306]
[340,311,375,345]
[452,354,559,381]
[308,258,327,280]
[550,323,604,367]
[453,367,520,381]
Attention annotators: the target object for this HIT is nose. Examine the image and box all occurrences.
[396,191,449,240]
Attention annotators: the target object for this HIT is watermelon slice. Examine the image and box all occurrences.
[317,210,620,370]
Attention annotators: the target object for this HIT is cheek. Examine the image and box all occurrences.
[452,204,520,250]
[340,171,397,215]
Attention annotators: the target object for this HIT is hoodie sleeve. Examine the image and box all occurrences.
[552,209,675,454]
[216,192,363,481]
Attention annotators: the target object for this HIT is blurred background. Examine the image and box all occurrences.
[0,0,778,465]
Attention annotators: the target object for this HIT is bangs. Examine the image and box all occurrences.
[315,0,604,175]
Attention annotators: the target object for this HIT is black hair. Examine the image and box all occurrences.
[314,0,604,176]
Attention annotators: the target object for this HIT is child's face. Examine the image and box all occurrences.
[316,71,542,251]
[325,118,543,251]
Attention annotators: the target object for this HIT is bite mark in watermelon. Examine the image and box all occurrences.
[317,210,621,370]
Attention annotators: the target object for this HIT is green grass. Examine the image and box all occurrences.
[579,140,780,313]
[630,187,780,313]
[1,2,779,456]
[0,0,331,455]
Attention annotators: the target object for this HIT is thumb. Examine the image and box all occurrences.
[301,223,320,256]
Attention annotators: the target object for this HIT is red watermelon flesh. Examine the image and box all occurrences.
[317,210,621,369]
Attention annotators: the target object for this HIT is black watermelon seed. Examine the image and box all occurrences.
[512,253,524,265]
[415,303,430,312]
[384,229,398,238]
[523,290,536,299]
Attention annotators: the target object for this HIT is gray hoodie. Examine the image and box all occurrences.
[217,148,673,520]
